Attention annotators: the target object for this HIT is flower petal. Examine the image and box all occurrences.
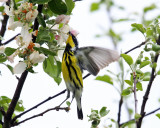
[13,62,27,74]
[0,46,5,53]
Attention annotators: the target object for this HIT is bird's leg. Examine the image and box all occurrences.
[70,92,75,105]
[57,89,70,107]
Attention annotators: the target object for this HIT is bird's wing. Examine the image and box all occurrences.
[75,46,120,76]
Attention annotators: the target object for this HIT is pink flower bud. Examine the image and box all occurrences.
[55,15,70,24]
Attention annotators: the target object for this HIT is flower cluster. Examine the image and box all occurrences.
[2,1,45,74]
[2,1,78,75]
[53,14,79,46]
[5,2,38,30]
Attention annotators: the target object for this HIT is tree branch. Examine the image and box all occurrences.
[124,40,148,54]
[32,4,43,43]
[117,96,123,126]
[0,33,20,46]
[12,107,69,127]
[120,106,160,127]
[11,73,90,124]
[11,89,66,124]
[0,107,6,116]
[0,1,11,45]
[136,36,160,128]
[3,71,28,128]
[137,54,159,128]
[2,4,44,128]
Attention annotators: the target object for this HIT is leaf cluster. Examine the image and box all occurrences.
[88,107,110,128]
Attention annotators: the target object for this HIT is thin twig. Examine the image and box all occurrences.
[117,96,123,126]
[133,74,138,114]
[120,106,160,127]
[124,41,147,54]
[0,33,20,46]
[11,73,90,124]
[12,107,69,127]
[0,0,10,45]
[11,89,66,124]
[133,73,138,127]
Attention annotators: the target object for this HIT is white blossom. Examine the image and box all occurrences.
[21,26,32,48]
[7,51,18,63]
[55,15,70,24]
[0,46,5,53]
[57,25,70,46]
[29,51,45,64]
[8,18,22,30]
[34,43,40,48]
[26,10,38,22]
[13,62,27,74]
[0,0,8,2]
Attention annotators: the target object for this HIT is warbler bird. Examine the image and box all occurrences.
[62,32,119,120]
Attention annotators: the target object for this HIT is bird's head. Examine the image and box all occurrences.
[66,31,79,49]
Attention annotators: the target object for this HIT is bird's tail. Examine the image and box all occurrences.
[76,97,83,120]
[77,106,83,120]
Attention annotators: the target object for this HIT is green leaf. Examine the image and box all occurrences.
[66,101,71,107]
[142,72,150,81]
[95,75,113,85]
[15,100,25,112]
[121,54,133,66]
[135,113,141,120]
[152,44,160,52]
[136,82,143,91]
[36,28,51,43]
[122,87,132,96]
[131,23,146,35]
[144,4,156,13]
[65,0,75,15]
[46,19,55,24]
[146,28,153,38]
[0,6,4,12]
[6,64,13,74]
[48,0,67,15]
[124,80,133,86]
[4,47,16,56]
[92,120,100,128]
[59,23,64,29]
[0,54,7,63]
[139,61,150,69]
[0,96,11,105]
[114,18,133,22]
[121,120,135,128]
[156,113,160,119]
[128,108,133,115]
[37,13,46,28]
[90,2,100,12]
[30,0,51,4]
[99,107,110,117]
[108,29,122,41]
[35,47,56,56]
[157,70,160,75]
[43,56,62,85]
[136,69,143,74]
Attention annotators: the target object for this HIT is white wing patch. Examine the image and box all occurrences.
[76,46,119,76]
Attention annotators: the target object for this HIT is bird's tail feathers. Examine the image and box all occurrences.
[77,106,83,120]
